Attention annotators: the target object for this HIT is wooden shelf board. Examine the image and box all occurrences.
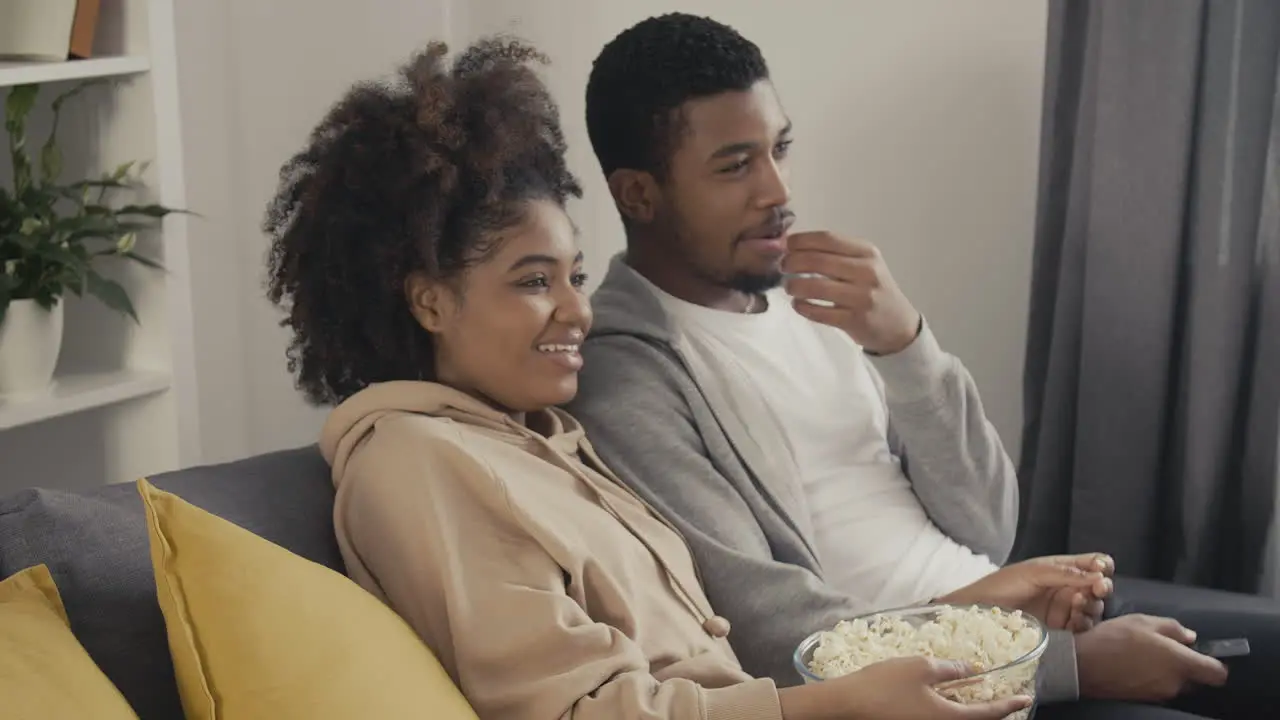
[0,369,170,430]
[0,55,150,88]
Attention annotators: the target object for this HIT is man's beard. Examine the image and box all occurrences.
[725,270,784,295]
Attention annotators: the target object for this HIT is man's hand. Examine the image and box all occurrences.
[1075,614,1229,702]
[937,554,1113,630]
[783,232,921,355]
[1039,553,1115,632]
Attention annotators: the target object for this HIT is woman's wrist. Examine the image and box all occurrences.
[778,683,844,720]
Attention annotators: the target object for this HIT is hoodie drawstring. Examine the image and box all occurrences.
[510,419,732,641]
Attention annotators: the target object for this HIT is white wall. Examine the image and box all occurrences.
[175,0,455,463]
[178,0,1047,466]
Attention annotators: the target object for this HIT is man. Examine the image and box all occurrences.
[567,12,1276,719]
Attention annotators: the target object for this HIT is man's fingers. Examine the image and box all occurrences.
[786,231,879,258]
[1083,597,1106,620]
[1093,576,1114,599]
[784,275,867,309]
[1038,552,1115,576]
[1045,587,1077,629]
[792,297,848,329]
[1027,561,1105,589]
[1069,614,1097,633]
[1068,595,1102,633]
[1167,641,1230,688]
[782,250,877,283]
[1149,616,1198,644]
[1082,552,1116,576]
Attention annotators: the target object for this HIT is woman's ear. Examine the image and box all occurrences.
[608,169,659,224]
[404,271,453,333]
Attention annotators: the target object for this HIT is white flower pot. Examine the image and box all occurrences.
[0,0,78,62]
[0,299,64,397]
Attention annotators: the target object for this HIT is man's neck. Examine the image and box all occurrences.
[624,238,756,314]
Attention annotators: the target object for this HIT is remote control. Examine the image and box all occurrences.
[1193,637,1250,659]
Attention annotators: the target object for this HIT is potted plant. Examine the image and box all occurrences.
[0,80,185,397]
[0,0,79,62]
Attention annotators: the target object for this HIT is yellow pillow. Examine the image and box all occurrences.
[0,564,140,719]
[137,478,478,720]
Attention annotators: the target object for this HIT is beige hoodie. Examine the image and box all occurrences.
[320,381,783,720]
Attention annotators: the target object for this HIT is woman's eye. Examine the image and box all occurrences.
[518,275,550,289]
[571,272,589,288]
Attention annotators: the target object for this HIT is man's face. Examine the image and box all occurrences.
[656,80,795,294]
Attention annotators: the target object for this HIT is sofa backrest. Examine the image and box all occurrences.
[0,445,340,720]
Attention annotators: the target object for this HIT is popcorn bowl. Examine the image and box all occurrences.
[793,604,1048,720]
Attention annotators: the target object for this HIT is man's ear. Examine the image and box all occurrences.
[404,271,454,333]
[607,169,660,224]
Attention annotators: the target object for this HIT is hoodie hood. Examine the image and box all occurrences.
[588,253,681,347]
[320,380,585,485]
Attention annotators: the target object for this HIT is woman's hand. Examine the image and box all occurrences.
[937,554,1114,631]
[778,656,1033,720]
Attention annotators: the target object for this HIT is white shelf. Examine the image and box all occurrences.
[0,0,201,487]
[0,56,150,88]
[0,369,171,430]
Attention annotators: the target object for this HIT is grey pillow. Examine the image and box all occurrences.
[0,445,342,720]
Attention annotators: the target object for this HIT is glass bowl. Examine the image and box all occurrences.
[793,604,1048,720]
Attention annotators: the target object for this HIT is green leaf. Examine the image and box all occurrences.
[30,242,83,269]
[68,177,131,188]
[0,272,11,325]
[62,272,83,296]
[33,289,59,310]
[4,85,38,128]
[123,251,164,270]
[38,79,105,184]
[111,161,136,181]
[40,142,62,183]
[65,221,152,245]
[86,270,137,322]
[6,85,39,196]
[115,204,181,218]
[89,248,165,271]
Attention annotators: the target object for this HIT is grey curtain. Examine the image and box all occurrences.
[1015,0,1280,594]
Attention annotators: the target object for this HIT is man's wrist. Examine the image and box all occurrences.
[1037,630,1082,703]
[862,315,950,404]
[864,314,923,357]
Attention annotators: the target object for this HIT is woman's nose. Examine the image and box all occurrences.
[554,286,593,328]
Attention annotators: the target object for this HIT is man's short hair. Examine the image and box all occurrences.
[585,13,770,178]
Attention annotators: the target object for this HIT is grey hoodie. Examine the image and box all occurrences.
[564,254,1079,703]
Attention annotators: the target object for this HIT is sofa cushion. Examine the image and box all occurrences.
[139,479,477,720]
[0,564,140,719]
[0,445,339,720]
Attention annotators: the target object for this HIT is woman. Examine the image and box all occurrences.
[264,37,1104,720]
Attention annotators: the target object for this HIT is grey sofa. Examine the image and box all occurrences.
[4,445,1278,720]
[0,445,339,720]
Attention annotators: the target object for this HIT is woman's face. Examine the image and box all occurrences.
[408,199,592,414]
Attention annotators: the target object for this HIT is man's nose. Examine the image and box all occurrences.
[756,157,790,208]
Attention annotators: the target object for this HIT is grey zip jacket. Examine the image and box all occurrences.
[564,254,1079,703]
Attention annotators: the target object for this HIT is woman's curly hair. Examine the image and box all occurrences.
[264,37,582,406]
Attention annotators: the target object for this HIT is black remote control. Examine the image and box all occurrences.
[1193,637,1250,659]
